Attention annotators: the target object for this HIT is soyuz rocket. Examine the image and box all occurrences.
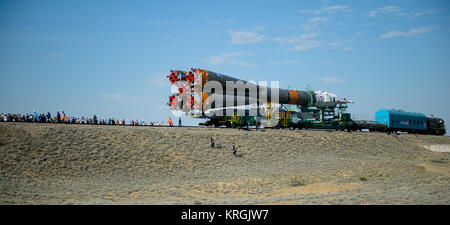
[166,68,352,116]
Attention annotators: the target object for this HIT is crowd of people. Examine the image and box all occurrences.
[0,111,174,126]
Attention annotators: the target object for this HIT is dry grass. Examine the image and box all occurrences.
[0,122,449,204]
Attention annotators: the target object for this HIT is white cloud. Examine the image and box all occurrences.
[273,36,300,44]
[328,39,354,48]
[146,72,169,87]
[273,33,318,44]
[317,77,344,83]
[343,47,352,51]
[408,8,440,19]
[275,32,321,51]
[299,5,352,14]
[368,10,377,17]
[238,62,258,66]
[368,6,403,18]
[380,26,438,39]
[287,40,322,51]
[301,17,328,30]
[298,9,316,14]
[411,12,423,19]
[125,96,153,104]
[322,5,352,13]
[379,6,401,14]
[355,31,368,38]
[310,17,328,23]
[100,93,124,101]
[300,33,319,40]
[100,93,152,104]
[203,51,247,65]
[269,60,301,65]
[228,30,265,44]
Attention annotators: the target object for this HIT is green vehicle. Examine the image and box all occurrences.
[200,113,256,128]
[273,103,356,131]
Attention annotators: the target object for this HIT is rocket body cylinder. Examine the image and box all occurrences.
[197,69,313,107]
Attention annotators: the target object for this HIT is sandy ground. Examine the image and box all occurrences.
[0,122,449,205]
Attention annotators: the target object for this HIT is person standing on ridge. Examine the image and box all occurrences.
[179,117,182,127]
[56,111,61,123]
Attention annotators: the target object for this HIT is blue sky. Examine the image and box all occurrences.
[0,0,449,128]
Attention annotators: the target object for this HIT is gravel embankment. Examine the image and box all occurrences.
[0,122,449,204]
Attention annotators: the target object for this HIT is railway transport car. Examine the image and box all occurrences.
[426,117,446,135]
[375,109,445,135]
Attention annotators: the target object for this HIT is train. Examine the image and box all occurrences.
[166,68,446,136]
[200,108,446,136]
[369,109,446,135]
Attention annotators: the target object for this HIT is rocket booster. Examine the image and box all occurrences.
[196,69,312,107]
[166,68,352,112]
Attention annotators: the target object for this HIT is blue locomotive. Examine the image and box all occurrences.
[375,109,446,135]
